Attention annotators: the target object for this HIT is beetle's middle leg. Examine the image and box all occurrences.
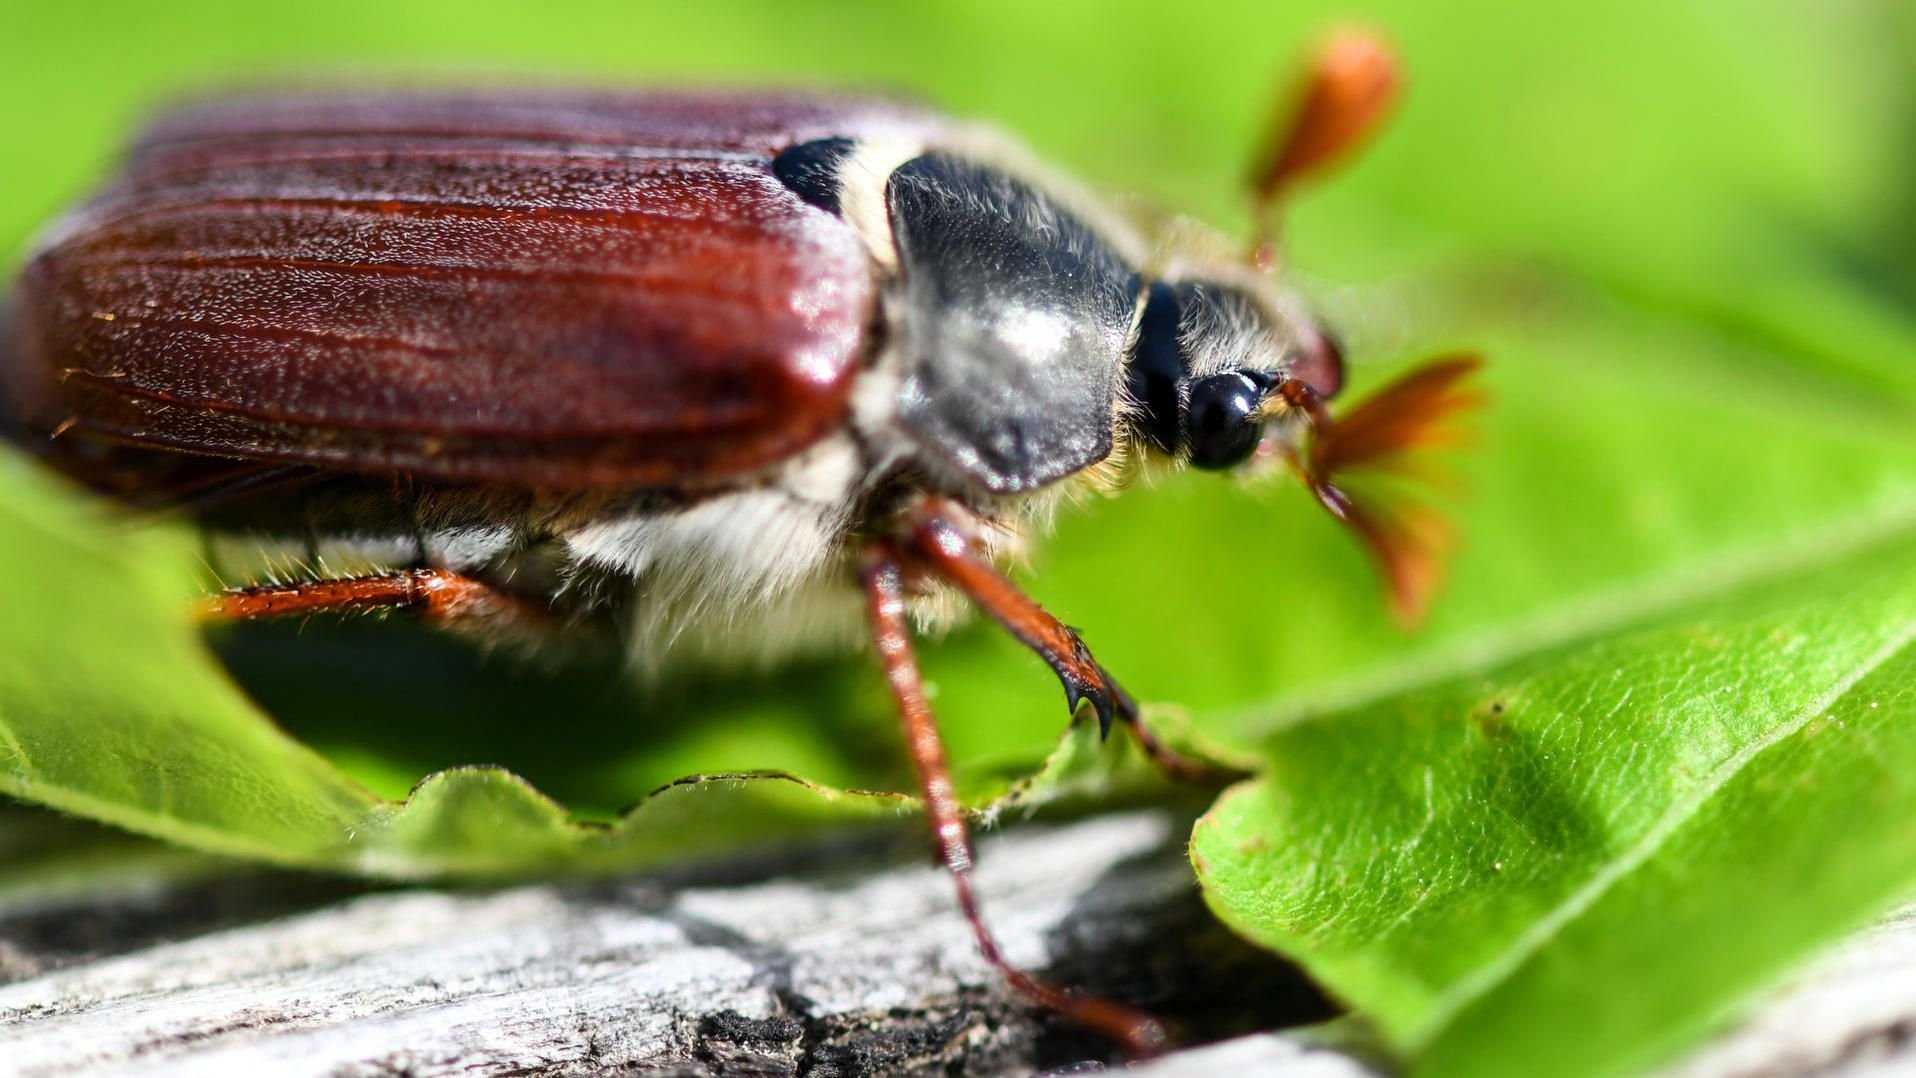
[859,541,1168,1057]
[895,498,1236,785]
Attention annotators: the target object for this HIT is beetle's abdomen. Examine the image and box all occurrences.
[884,154,1140,493]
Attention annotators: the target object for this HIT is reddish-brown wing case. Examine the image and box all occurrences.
[2,91,933,489]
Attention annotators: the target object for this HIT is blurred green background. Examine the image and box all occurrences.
[4,3,1915,1074]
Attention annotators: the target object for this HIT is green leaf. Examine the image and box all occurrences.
[1194,535,1916,1077]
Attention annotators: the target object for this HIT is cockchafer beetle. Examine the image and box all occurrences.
[0,29,1479,1054]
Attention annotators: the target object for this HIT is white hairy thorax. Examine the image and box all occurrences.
[558,355,1079,672]
[561,432,877,671]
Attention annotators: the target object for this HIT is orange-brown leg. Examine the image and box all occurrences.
[899,499,1232,785]
[197,568,528,625]
[860,542,1170,1057]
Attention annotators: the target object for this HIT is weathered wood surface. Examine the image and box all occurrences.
[1,807,1911,1076]
[0,810,1331,1076]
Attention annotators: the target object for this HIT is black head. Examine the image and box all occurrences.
[1125,280,1343,470]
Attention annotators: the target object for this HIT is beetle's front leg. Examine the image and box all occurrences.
[859,541,1168,1057]
[896,499,1235,785]
[902,503,1126,736]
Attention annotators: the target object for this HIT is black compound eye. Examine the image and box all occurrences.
[1185,370,1269,470]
